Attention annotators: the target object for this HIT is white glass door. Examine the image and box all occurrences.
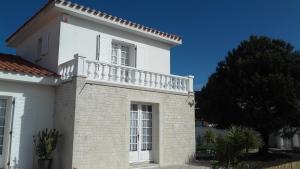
[129,104,139,162]
[129,104,153,163]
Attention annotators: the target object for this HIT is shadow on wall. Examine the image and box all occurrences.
[186,152,196,164]
[12,157,19,169]
[17,96,38,169]
[1,79,55,169]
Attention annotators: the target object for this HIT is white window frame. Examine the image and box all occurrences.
[121,45,130,66]
[111,41,136,67]
[111,43,119,65]
[0,96,13,168]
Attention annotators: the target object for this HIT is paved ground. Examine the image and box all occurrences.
[131,161,211,169]
[159,164,210,169]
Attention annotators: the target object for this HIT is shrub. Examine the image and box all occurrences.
[215,126,263,168]
[242,128,264,153]
[33,128,60,159]
[204,130,216,145]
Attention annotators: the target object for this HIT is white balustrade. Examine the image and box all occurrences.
[58,59,76,80]
[58,54,194,93]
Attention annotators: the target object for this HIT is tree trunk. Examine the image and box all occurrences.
[259,131,270,154]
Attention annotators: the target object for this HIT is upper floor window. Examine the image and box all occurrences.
[37,37,42,59]
[111,41,136,67]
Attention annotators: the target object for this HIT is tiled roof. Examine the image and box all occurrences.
[55,0,182,42]
[0,53,57,77]
[6,0,182,43]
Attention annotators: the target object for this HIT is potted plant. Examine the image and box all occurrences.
[33,128,60,169]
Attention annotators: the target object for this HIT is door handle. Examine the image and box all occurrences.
[137,133,139,141]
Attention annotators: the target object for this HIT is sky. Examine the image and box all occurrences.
[1,0,300,90]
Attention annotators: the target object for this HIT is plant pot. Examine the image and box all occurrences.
[38,159,53,169]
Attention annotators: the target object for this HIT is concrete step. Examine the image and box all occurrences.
[130,162,159,169]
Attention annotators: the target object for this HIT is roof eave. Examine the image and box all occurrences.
[6,0,182,47]
[54,1,182,46]
[0,71,58,86]
[6,0,56,46]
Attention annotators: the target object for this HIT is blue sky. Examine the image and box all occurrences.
[1,0,300,90]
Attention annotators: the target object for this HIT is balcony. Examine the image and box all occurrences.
[58,54,194,94]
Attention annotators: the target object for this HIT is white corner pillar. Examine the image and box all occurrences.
[187,75,194,92]
[74,53,87,77]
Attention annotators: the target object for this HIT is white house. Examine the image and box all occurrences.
[0,0,195,169]
[269,130,300,150]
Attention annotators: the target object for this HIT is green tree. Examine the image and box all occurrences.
[196,36,300,153]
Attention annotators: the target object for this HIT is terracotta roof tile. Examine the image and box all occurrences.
[0,53,58,77]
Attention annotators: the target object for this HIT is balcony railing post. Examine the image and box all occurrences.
[95,62,100,79]
[144,72,148,86]
[127,69,132,83]
[139,71,143,85]
[159,74,163,88]
[74,53,86,77]
[149,73,153,87]
[108,65,112,81]
[187,75,194,92]
[116,66,121,82]
[154,73,158,88]
[101,64,106,80]
[132,70,137,84]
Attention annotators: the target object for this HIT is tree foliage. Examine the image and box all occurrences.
[196,36,300,150]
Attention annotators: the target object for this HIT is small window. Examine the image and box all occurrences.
[41,33,49,56]
[37,37,42,59]
[36,33,49,61]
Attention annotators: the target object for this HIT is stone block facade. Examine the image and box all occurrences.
[55,76,195,169]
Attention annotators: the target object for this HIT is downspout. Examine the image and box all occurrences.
[7,97,15,169]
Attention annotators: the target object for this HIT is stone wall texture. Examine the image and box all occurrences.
[56,77,195,169]
[55,79,77,169]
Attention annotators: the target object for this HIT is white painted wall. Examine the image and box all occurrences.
[0,80,55,169]
[59,15,171,74]
[15,16,61,72]
[14,13,172,75]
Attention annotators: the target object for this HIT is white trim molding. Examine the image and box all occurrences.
[0,71,58,86]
